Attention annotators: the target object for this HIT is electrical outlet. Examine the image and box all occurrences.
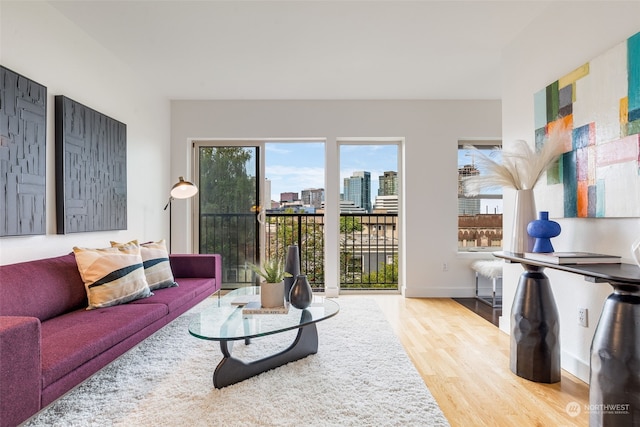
[442,263,448,272]
[578,307,588,327]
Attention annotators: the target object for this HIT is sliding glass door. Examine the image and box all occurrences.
[196,144,260,288]
[194,140,326,290]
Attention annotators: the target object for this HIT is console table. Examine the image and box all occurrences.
[494,251,640,427]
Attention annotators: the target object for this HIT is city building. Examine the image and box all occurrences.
[373,195,398,213]
[301,188,324,209]
[280,192,298,203]
[457,164,481,215]
[343,171,371,212]
[458,213,503,250]
[378,171,398,196]
[318,200,367,213]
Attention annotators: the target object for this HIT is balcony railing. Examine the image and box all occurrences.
[199,212,398,290]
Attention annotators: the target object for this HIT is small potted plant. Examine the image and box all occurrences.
[248,259,292,308]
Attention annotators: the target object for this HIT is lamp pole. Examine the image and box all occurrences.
[163,197,174,253]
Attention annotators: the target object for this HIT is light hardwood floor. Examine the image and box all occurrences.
[362,294,589,427]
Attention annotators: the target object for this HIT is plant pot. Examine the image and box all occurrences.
[260,281,285,308]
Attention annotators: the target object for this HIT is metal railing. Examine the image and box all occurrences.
[200,212,398,290]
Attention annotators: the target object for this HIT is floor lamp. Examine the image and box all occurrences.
[163,176,198,253]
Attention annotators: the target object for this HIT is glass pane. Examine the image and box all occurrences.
[458,145,503,252]
[339,144,399,290]
[264,142,325,289]
[199,146,258,286]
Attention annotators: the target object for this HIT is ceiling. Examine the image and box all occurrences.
[48,0,556,101]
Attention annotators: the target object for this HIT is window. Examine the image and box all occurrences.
[457,141,503,252]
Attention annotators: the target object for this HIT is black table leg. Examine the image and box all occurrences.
[510,264,561,383]
[589,283,640,427]
[213,311,318,388]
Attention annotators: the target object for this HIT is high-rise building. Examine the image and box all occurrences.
[301,188,324,208]
[378,171,398,196]
[344,171,371,212]
[458,164,480,215]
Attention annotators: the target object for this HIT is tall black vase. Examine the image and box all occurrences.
[289,275,313,309]
[284,245,300,302]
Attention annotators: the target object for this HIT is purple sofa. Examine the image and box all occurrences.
[0,252,221,427]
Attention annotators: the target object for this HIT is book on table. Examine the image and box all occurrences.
[241,301,290,315]
[523,252,621,264]
[230,295,260,305]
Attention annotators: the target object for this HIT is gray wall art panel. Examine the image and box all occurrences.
[0,66,47,237]
[55,96,127,234]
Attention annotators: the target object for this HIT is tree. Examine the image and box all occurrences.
[340,216,362,233]
[265,213,325,287]
[198,147,257,280]
[362,255,398,289]
[199,147,255,214]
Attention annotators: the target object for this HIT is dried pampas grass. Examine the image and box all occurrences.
[463,126,568,196]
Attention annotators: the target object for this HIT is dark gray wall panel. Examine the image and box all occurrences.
[0,66,47,237]
[55,96,127,234]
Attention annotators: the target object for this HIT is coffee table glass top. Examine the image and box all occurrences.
[189,286,339,342]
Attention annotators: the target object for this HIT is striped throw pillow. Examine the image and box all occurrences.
[111,240,177,290]
[73,244,152,310]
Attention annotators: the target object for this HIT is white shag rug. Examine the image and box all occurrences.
[24,298,449,427]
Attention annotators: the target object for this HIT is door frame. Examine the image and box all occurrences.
[336,138,404,295]
[192,139,265,273]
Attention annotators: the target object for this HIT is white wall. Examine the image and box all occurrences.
[171,100,501,296]
[0,2,170,265]
[501,3,640,381]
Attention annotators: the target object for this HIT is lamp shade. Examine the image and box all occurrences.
[169,176,198,199]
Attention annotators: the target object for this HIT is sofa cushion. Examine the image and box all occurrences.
[0,254,87,321]
[111,240,177,290]
[131,277,215,313]
[73,245,152,310]
[40,303,167,388]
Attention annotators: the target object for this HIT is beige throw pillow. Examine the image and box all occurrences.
[111,239,177,290]
[73,244,152,310]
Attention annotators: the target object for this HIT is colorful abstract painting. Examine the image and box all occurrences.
[534,31,640,218]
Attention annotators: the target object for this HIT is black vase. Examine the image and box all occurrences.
[289,275,313,309]
[284,245,300,302]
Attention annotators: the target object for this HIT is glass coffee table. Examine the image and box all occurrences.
[189,286,340,388]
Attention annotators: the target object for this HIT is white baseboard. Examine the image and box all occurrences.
[561,351,590,383]
[404,287,476,298]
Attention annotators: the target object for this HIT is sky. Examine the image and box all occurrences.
[264,142,398,202]
[263,142,501,213]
